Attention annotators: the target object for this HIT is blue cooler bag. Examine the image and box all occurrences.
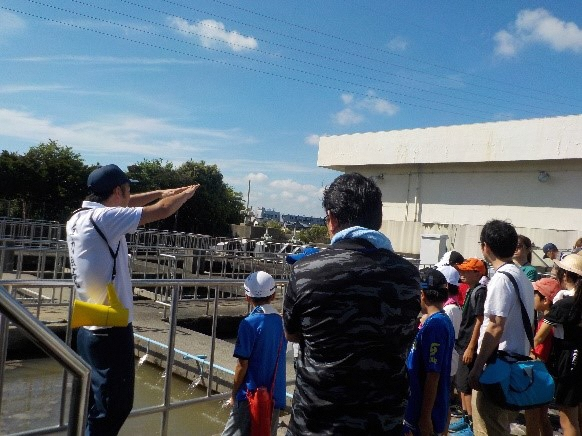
[480,350,555,410]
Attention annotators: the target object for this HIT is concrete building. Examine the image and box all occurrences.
[318,114,582,262]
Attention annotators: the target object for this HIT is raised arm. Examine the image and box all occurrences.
[129,186,194,207]
[138,184,199,226]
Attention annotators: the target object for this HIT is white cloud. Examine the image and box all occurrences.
[333,107,364,125]
[387,36,408,51]
[246,172,268,182]
[0,84,71,94]
[333,92,398,125]
[341,94,354,105]
[494,8,582,57]
[359,91,399,116]
[169,17,258,52]
[305,134,320,146]
[0,108,252,160]
[0,10,26,42]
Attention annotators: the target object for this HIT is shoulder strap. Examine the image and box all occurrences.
[71,207,120,281]
[499,270,534,349]
[270,332,285,400]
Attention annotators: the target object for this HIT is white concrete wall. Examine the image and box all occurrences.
[319,114,582,168]
[318,115,582,257]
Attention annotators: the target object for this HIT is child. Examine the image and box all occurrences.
[449,258,487,434]
[404,268,455,436]
[222,271,287,436]
[524,277,560,436]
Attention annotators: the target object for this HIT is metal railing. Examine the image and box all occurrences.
[0,278,289,436]
[0,284,90,435]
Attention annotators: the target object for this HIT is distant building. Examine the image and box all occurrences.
[252,207,324,227]
[318,114,582,260]
[253,207,281,223]
[281,214,325,227]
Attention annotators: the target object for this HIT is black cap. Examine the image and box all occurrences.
[87,164,133,195]
[419,268,448,290]
[419,268,448,302]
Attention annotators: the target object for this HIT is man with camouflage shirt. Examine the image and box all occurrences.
[283,173,421,435]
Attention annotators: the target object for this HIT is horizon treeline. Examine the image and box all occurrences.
[0,140,244,236]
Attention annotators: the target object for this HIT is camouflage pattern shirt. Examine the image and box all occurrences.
[283,237,421,435]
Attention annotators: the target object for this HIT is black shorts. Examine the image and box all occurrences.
[554,348,582,407]
[455,353,475,394]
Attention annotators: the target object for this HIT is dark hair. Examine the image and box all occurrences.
[85,183,128,203]
[250,295,273,305]
[517,234,533,263]
[448,251,464,265]
[574,238,582,249]
[480,220,518,259]
[85,192,112,203]
[422,288,448,304]
[322,173,382,230]
[447,283,459,296]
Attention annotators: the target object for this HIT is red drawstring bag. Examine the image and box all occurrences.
[246,386,274,436]
[246,334,284,436]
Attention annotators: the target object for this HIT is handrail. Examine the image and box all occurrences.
[0,277,289,436]
[0,285,91,435]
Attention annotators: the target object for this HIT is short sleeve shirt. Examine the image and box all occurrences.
[455,284,486,352]
[478,264,534,356]
[66,202,142,323]
[404,312,455,434]
[233,305,287,409]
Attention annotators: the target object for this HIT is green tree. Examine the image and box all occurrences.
[0,141,89,220]
[22,140,90,220]
[298,225,330,244]
[127,159,244,235]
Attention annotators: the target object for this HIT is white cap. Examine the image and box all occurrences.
[437,265,460,286]
[244,271,276,298]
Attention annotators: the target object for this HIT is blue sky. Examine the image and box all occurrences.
[1,1,581,217]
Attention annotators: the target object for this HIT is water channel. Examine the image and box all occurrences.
[0,357,231,435]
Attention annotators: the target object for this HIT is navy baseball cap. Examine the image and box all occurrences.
[87,164,135,195]
[542,243,558,258]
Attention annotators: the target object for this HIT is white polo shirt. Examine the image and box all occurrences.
[478,263,534,356]
[66,201,142,326]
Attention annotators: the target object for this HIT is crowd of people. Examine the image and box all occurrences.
[67,165,581,436]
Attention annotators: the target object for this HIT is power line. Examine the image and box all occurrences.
[203,0,582,105]
[16,1,527,118]
[65,0,554,115]
[1,5,485,119]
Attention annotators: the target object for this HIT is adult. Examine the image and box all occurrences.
[513,234,538,281]
[66,164,199,435]
[468,220,534,436]
[434,250,465,269]
[534,254,582,436]
[222,271,287,436]
[283,173,420,435]
[543,242,562,261]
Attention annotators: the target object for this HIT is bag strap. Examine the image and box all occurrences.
[499,270,534,349]
[269,332,285,400]
[72,207,120,281]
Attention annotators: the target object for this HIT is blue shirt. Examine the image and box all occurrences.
[233,305,287,409]
[404,311,455,434]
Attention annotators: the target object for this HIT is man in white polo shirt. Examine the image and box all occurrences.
[468,219,534,435]
[67,164,199,435]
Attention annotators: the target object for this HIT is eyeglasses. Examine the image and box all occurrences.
[478,241,485,247]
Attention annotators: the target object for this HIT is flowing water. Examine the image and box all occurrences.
[0,357,230,435]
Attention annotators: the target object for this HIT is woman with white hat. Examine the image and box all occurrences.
[534,254,582,436]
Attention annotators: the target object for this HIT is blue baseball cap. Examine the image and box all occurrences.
[285,247,320,264]
[87,164,136,195]
[542,243,558,258]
